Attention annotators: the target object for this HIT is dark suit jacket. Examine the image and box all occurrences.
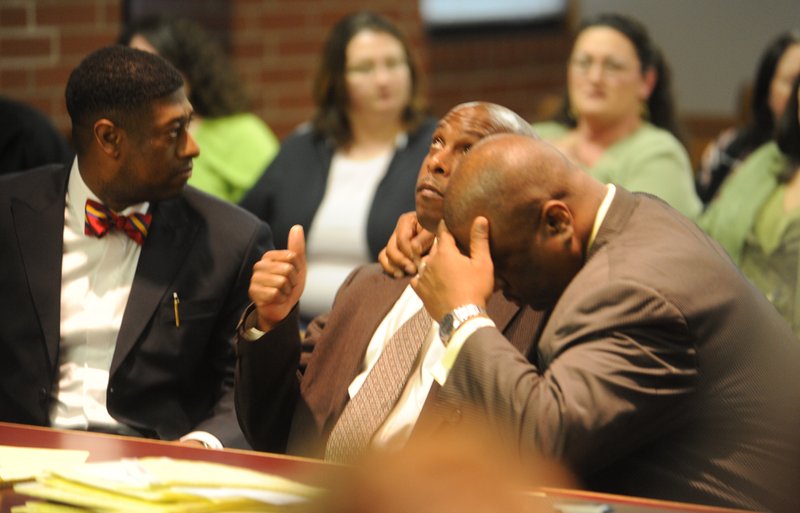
[239,118,437,261]
[437,187,800,512]
[235,263,544,456]
[0,164,286,448]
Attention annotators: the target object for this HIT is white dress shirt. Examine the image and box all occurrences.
[347,284,444,450]
[53,160,148,435]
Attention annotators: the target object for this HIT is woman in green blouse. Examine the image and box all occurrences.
[700,75,800,336]
[533,13,701,219]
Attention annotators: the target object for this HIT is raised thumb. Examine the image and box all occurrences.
[287,224,306,263]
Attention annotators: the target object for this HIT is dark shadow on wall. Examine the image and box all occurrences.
[122,0,232,52]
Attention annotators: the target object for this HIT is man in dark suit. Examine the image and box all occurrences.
[236,102,544,459]
[0,46,295,449]
[411,133,800,512]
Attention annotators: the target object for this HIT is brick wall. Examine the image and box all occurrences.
[0,0,572,144]
[229,1,572,136]
[0,0,120,133]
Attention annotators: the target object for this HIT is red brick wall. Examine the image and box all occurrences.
[0,0,570,141]
[228,1,571,136]
[0,0,121,133]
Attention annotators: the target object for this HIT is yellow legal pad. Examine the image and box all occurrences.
[13,457,322,513]
[0,445,89,484]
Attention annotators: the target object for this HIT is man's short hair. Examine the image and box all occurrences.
[65,45,184,152]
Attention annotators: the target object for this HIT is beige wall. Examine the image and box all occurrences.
[580,0,800,116]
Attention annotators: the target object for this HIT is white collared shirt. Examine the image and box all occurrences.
[52,159,148,435]
[348,284,444,450]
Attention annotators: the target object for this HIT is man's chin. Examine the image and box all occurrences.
[416,211,441,234]
[152,183,188,202]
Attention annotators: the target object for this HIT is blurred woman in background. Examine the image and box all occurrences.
[241,11,435,322]
[696,30,800,205]
[534,13,701,219]
[700,75,800,336]
[120,16,280,203]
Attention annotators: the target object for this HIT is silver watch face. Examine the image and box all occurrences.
[439,305,487,344]
[439,313,455,341]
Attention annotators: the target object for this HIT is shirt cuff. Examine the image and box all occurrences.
[179,431,223,449]
[241,308,266,341]
[432,316,495,386]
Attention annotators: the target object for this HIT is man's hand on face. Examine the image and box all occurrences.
[411,217,495,322]
[249,225,306,331]
[379,212,436,278]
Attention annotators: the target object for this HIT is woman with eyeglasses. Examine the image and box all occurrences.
[533,13,701,219]
[241,11,435,324]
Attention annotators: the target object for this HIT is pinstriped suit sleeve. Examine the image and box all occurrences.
[438,279,696,476]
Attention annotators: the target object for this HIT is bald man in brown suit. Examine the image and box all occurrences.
[411,133,800,512]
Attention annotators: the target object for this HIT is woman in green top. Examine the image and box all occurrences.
[700,75,800,336]
[533,13,701,219]
[120,16,279,203]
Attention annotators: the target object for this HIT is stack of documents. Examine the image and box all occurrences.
[0,445,89,484]
[12,457,322,512]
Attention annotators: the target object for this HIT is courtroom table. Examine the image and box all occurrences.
[0,421,323,476]
[537,488,759,513]
[0,421,331,512]
[0,422,756,513]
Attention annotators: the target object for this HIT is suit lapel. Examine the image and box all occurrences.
[110,197,197,375]
[11,166,69,372]
[538,187,636,352]
[485,291,520,334]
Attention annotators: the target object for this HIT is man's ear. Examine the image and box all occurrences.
[540,200,573,238]
[93,119,123,158]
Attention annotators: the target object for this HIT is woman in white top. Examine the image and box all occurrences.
[241,11,435,322]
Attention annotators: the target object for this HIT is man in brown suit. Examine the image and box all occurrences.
[235,103,543,460]
[411,133,800,512]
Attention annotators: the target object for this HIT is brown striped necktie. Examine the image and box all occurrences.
[325,307,432,463]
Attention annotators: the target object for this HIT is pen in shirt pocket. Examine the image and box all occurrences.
[173,291,181,328]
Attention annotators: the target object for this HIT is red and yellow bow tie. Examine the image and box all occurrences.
[84,199,152,245]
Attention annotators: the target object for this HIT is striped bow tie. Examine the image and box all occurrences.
[84,199,152,245]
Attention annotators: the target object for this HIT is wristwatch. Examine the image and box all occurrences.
[438,304,488,346]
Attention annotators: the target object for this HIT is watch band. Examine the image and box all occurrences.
[439,304,488,346]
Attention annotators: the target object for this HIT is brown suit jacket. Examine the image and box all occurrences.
[235,263,543,457]
[437,188,800,512]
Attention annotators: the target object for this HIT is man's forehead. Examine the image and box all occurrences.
[151,93,192,123]
[439,107,494,137]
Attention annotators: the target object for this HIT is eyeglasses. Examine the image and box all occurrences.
[570,55,633,78]
[346,56,408,76]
